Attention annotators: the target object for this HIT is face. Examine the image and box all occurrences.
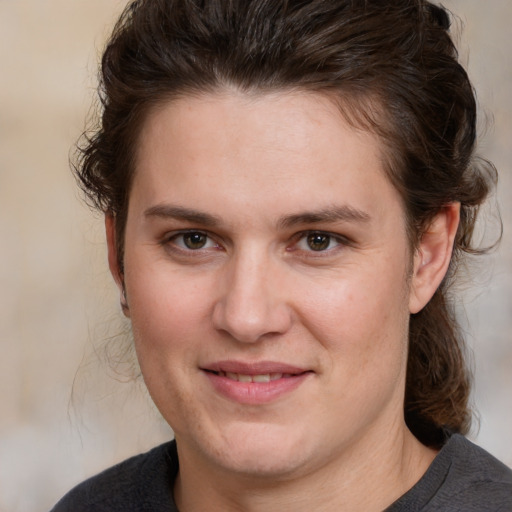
[117,91,419,480]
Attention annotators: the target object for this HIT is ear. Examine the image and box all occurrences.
[409,203,460,314]
[105,213,130,317]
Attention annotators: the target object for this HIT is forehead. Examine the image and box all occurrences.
[138,90,381,154]
[132,90,403,226]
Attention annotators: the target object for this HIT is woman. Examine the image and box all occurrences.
[52,0,512,510]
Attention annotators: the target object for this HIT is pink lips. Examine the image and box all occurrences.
[201,360,311,404]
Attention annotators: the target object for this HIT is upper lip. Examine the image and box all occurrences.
[201,360,309,375]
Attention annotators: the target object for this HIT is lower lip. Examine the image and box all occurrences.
[203,371,311,405]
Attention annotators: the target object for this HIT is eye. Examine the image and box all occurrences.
[169,231,217,250]
[294,231,345,252]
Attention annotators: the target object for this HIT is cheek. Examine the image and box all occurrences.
[300,263,411,370]
[126,271,209,422]
[310,272,411,416]
[127,261,211,334]
[124,265,212,391]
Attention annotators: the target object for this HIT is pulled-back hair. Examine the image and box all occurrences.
[76,0,497,447]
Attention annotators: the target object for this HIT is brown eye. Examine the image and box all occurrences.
[306,233,331,251]
[182,232,209,249]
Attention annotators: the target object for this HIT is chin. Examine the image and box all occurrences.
[219,449,309,480]
[204,422,314,479]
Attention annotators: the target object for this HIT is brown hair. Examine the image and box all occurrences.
[75,0,497,447]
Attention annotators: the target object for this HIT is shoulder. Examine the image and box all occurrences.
[447,434,512,480]
[433,434,512,510]
[49,441,178,512]
[387,434,512,512]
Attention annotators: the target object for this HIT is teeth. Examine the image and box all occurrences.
[220,372,284,382]
[252,374,271,383]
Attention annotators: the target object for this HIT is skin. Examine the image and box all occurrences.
[106,90,460,511]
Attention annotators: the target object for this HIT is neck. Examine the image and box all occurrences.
[174,422,437,512]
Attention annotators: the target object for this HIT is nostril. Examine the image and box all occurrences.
[212,298,293,344]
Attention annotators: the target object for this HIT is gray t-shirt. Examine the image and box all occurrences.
[51,434,512,511]
[385,434,512,511]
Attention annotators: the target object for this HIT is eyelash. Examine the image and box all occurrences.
[162,229,351,257]
[290,230,351,255]
[163,230,220,252]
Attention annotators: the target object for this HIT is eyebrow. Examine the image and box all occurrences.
[145,203,371,230]
[144,204,222,227]
[277,205,371,229]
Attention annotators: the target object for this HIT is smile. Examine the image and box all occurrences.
[202,362,312,404]
[212,371,293,383]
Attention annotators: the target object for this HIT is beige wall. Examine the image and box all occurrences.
[0,1,510,510]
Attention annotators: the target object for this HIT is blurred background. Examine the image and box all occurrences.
[0,1,510,510]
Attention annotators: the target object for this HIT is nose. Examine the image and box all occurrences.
[212,251,293,343]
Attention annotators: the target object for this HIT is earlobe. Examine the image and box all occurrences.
[409,203,460,314]
[105,213,130,317]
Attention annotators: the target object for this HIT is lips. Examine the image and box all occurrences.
[216,371,289,383]
[202,360,308,376]
[201,360,311,404]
